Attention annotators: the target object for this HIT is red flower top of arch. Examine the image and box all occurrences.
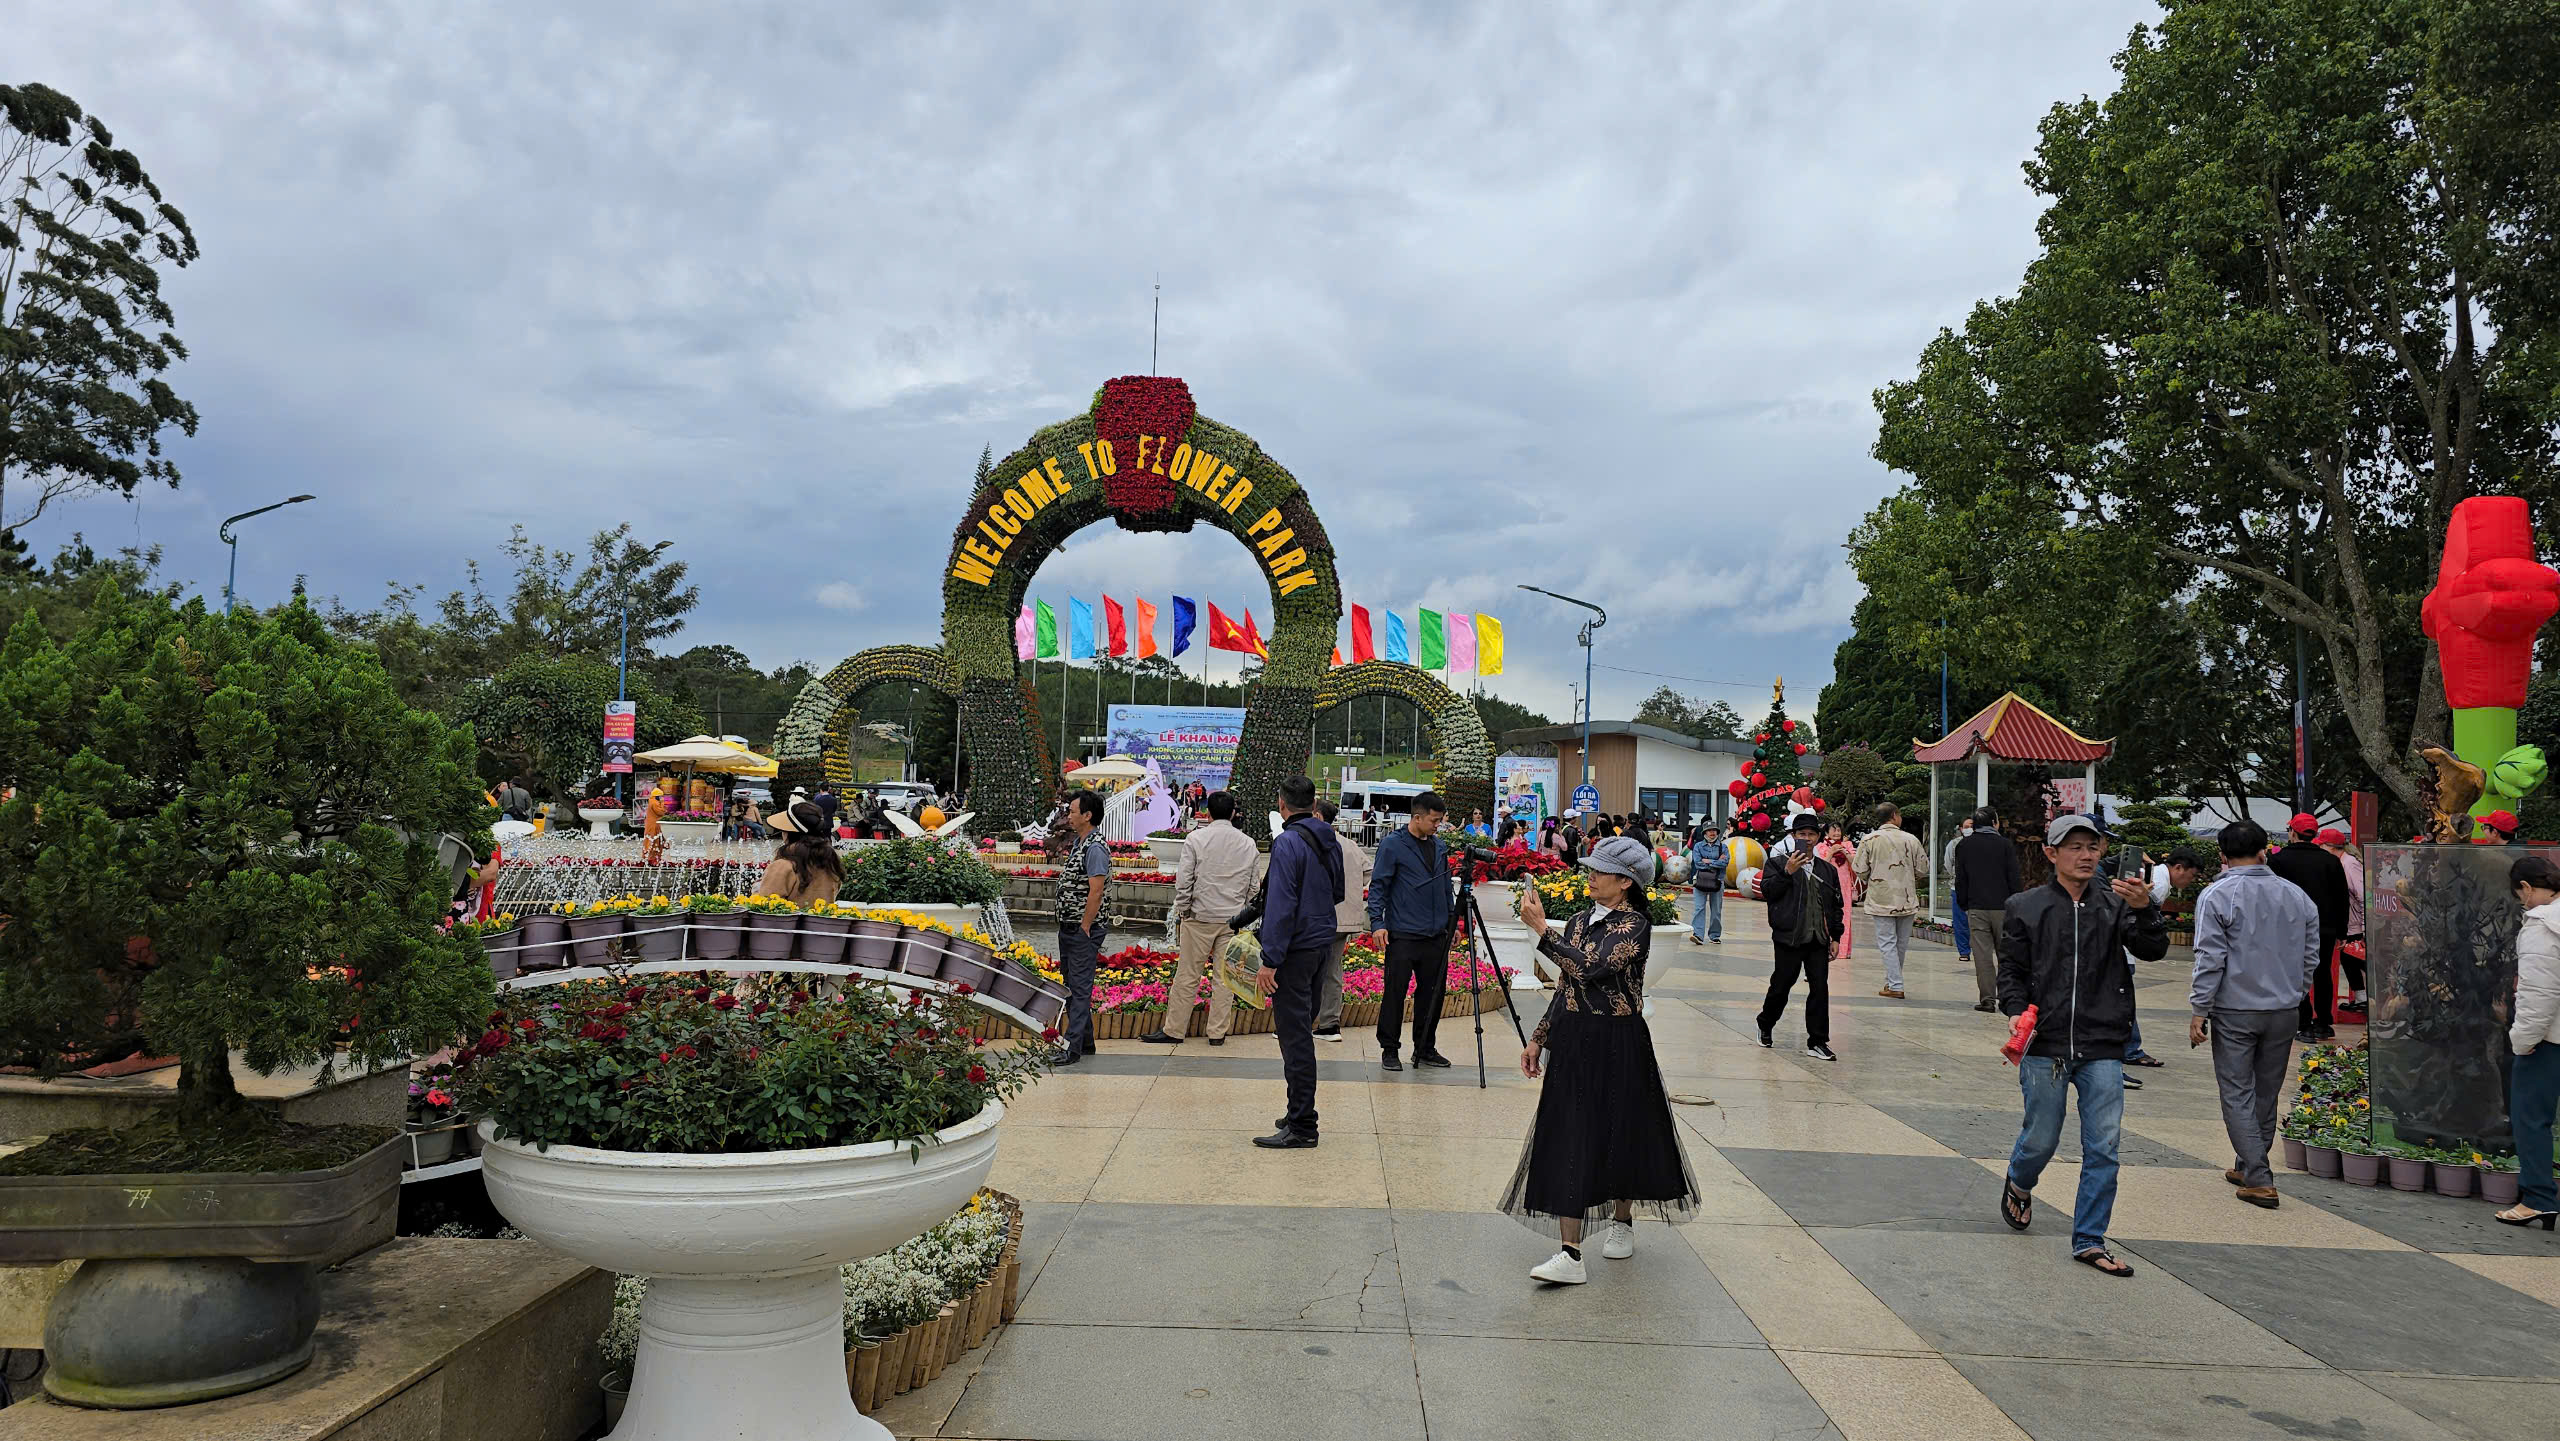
[1092,376,1197,529]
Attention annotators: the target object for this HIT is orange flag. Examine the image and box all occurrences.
[1133,597,1158,659]
[1330,646,1342,667]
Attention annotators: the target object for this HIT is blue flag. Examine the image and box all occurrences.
[1384,609,1410,664]
[1068,598,1096,659]
[1171,596,1198,657]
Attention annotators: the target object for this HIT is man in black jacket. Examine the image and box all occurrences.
[1995,814,2171,1278]
[1367,790,1454,1071]
[1757,812,1843,1060]
[2268,812,2348,1041]
[1955,808,2022,1012]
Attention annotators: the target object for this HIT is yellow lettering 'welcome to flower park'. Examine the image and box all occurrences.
[947,434,1275,588]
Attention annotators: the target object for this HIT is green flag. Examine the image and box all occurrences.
[1035,599,1060,660]
[1418,608,1447,669]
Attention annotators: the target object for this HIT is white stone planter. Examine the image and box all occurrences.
[478,1100,1003,1441]
[578,806,624,839]
[853,901,983,935]
[656,819,720,847]
[1147,837,1188,868]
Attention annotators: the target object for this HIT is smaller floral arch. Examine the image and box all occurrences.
[769,645,962,797]
[1312,661,1495,824]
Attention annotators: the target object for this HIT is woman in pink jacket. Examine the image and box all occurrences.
[1817,820,1856,962]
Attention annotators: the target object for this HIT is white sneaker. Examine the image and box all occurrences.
[1530,1249,1587,1284]
[1599,1221,1634,1259]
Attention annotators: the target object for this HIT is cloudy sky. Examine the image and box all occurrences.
[11,1,2156,732]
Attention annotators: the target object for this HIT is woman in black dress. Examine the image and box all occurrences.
[1502,835,1699,1283]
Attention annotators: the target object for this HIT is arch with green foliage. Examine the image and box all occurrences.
[1313,661,1496,825]
[941,377,1343,834]
[769,644,961,798]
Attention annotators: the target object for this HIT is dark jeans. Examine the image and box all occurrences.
[2340,934,2366,995]
[1273,944,1326,1136]
[2514,1044,2560,1214]
[1377,932,1448,1056]
[1057,923,1106,1053]
[1758,940,1831,1045]
[2298,938,2337,1033]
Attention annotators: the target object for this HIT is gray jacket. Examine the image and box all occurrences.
[2189,863,2320,1015]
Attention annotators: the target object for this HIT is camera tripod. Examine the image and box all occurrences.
[1453,848,1534,1088]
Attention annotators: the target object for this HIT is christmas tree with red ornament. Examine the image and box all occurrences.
[1726,677,1821,839]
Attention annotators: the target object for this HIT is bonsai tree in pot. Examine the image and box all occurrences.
[458,972,1047,1441]
[0,595,496,1407]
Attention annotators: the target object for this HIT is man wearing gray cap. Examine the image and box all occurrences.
[1994,814,2171,1278]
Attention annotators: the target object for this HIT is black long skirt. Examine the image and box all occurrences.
[1497,1009,1701,1237]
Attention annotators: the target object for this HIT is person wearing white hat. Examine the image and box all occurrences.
[755,800,843,908]
[1503,835,1699,1285]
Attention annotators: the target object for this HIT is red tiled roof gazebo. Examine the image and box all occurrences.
[1913,693,2114,915]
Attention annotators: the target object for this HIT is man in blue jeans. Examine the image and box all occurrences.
[1995,814,2171,1277]
[1687,822,1725,945]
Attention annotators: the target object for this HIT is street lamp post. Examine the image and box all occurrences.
[218,495,315,611]
[617,541,675,805]
[1517,585,1607,789]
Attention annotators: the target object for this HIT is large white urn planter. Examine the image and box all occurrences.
[578,805,625,839]
[655,819,720,847]
[864,901,982,936]
[1147,837,1188,868]
[478,1101,1003,1441]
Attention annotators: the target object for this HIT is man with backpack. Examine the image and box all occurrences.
[1686,822,1726,945]
[495,776,533,823]
[1758,811,1844,1060]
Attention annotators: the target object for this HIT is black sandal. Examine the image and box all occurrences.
[2000,1179,2032,1231]
[2128,1055,2165,1068]
[2074,1248,2135,1277]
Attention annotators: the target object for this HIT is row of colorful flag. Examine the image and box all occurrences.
[1014,598,1505,677]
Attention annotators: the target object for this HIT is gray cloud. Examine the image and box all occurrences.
[11,0,2155,729]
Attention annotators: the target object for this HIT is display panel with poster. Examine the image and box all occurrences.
[1107,704,1246,795]
[1495,755,1558,830]
[2364,842,2523,1153]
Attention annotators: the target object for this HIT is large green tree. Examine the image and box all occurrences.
[447,654,704,801]
[0,595,492,1123]
[1870,0,2560,815]
[1632,686,1744,742]
[0,83,198,537]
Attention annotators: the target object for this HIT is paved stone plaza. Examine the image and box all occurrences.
[876,906,2560,1441]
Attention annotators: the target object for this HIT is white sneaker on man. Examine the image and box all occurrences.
[1598,1221,1634,1259]
[1529,1249,1588,1284]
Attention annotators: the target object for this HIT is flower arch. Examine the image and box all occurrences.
[768,644,967,798]
[1312,661,1496,825]
[942,378,1343,834]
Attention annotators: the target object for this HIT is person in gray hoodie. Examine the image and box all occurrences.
[2187,819,2320,1208]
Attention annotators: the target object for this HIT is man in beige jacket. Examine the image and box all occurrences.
[1852,802,1926,1000]
[1316,799,1372,1041]
[1144,789,1262,1046]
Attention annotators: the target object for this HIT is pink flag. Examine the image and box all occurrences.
[1447,612,1477,675]
[1016,604,1034,660]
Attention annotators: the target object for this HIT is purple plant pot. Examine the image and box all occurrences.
[480,929,525,981]
[2431,1162,2477,1198]
[565,914,625,965]
[1025,981,1069,1028]
[848,920,902,969]
[517,913,570,971]
[691,914,742,961]
[2340,1151,2383,1187]
[2281,1138,2307,1172]
[986,967,1040,1015]
[800,914,853,965]
[2481,1170,2521,1206]
[941,953,1000,997]
[2386,1157,2429,1192]
[2304,1145,2342,1179]
[896,931,950,980]
[745,911,800,961]
[630,917,685,963]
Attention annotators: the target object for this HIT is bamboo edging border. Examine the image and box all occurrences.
[959,982,1505,1043]
[846,1188,1026,1415]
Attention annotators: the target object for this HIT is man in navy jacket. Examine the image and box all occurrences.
[1247,775,1342,1149]
[1367,790,1454,1070]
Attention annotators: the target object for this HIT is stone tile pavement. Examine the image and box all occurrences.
[882,905,2560,1440]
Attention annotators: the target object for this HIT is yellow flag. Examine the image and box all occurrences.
[1474,613,1504,676]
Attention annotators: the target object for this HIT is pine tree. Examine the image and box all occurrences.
[973,444,994,490]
